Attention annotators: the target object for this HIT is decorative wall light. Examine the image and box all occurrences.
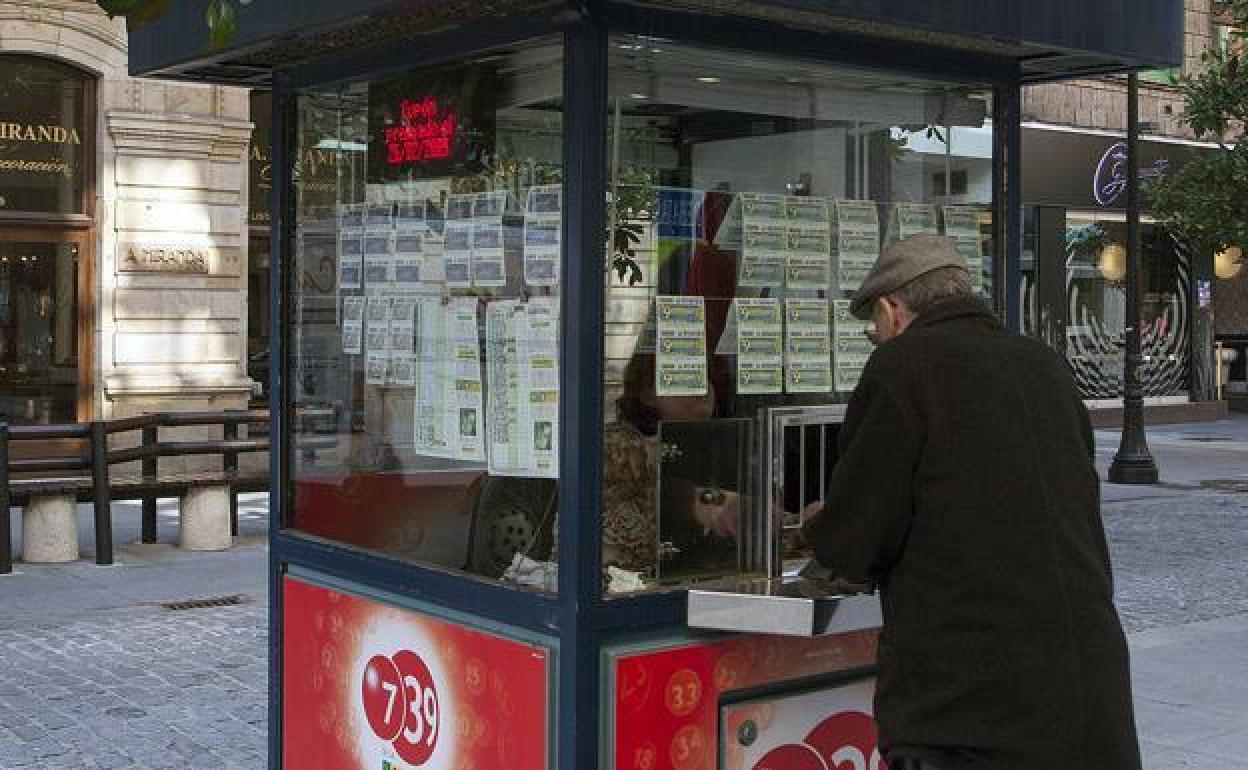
[1097,241,1127,282]
[1215,245,1243,280]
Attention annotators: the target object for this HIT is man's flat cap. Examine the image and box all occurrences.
[849,233,969,320]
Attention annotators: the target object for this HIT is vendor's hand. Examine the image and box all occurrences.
[800,499,825,522]
[693,488,740,538]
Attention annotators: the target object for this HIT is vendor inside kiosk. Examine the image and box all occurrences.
[281,33,993,769]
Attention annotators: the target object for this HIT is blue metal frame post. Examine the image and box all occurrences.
[267,77,295,770]
[559,14,609,770]
[994,75,1024,330]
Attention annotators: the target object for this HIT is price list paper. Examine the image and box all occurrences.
[363,231,393,287]
[894,202,939,240]
[734,299,784,395]
[486,300,527,475]
[414,298,452,457]
[364,296,391,385]
[784,299,832,394]
[520,298,560,477]
[393,203,425,289]
[524,184,561,287]
[449,298,485,462]
[737,193,787,288]
[784,196,831,290]
[337,231,364,290]
[655,296,709,397]
[943,205,985,291]
[471,221,507,287]
[443,193,474,288]
[833,300,872,392]
[472,190,510,288]
[388,297,417,386]
[835,200,880,293]
[341,296,364,355]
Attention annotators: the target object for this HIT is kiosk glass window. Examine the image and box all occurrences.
[600,37,995,595]
[288,41,564,591]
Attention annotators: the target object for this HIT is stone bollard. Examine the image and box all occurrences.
[22,494,79,563]
[180,486,233,551]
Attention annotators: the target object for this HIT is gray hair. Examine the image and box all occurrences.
[888,266,975,316]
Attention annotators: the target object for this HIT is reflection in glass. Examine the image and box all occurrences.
[287,41,564,591]
[601,36,995,594]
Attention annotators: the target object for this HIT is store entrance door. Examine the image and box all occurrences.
[0,227,91,424]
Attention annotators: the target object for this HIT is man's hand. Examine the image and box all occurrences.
[693,488,740,538]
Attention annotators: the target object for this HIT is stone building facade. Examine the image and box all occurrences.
[0,1,254,426]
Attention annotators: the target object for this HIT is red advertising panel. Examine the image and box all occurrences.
[611,630,879,770]
[283,577,550,770]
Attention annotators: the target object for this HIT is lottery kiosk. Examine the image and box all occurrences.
[126,2,1183,767]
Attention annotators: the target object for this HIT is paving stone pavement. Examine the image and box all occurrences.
[0,422,1246,769]
[1,495,270,769]
[0,603,267,769]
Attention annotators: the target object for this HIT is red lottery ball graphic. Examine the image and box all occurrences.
[804,711,882,770]
[362,654,406,742]
[753,743,829,770]
[391,650,441,766]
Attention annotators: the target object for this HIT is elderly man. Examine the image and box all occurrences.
[802,234,1142,770]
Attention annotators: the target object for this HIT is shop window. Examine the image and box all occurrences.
[1062,215,1191,399]
[0,239,79,424]
[288,40,564,590]
[0,56,91,216]
[598,36,995,595]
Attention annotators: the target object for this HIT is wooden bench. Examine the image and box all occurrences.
[0,410,274,573]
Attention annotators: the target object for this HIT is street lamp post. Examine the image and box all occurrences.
[1109,73,1160,484]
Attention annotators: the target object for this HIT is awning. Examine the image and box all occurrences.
[124,0,1183,86]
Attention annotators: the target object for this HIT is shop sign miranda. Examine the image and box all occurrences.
[118,243,213,274]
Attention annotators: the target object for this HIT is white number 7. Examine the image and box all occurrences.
[381,681,399,725]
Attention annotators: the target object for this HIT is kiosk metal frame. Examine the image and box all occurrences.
[120,1,1183,766]
[266,17,1021,765]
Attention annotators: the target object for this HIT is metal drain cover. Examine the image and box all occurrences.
[161,595,247,611]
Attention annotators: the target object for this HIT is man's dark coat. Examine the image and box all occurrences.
[803,297,1142,770]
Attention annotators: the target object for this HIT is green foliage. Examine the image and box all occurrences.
[608,168,656,286]
[96,0,169,28]
[95,0,236,48]
[1147,1,1248,252]
[205,0,239,49]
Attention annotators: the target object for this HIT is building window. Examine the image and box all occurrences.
[0,56,91,216]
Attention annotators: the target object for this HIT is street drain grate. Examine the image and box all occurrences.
[1200,479,1248,493]
[161,595,247,611]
